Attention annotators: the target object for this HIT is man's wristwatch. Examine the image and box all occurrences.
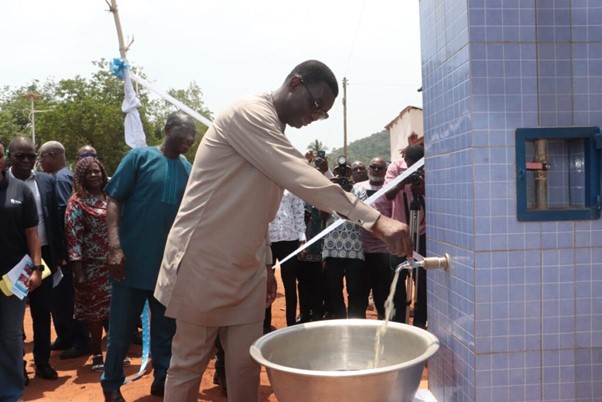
[32,265,44,272]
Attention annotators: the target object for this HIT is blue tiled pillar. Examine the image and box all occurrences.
[419,1,602,401]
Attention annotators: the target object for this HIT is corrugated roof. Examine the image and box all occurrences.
[385,105,423,131]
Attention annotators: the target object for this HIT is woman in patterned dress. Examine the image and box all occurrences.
[65,157,110,371]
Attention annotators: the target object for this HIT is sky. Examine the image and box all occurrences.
[2,0,423,153]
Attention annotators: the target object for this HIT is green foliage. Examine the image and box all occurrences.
[0,59,213,174]
[307,139,327,153]
[327,130,390,165]
[144,81,213,157]
[0,81,50,142]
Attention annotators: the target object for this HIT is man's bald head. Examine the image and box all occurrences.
[77,145,97,160]
[8,136,34,152]
[38,140,66,173]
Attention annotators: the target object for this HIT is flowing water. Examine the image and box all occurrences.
[373,268,403,368]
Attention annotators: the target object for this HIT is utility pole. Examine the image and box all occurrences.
[24,92,48,146]
[342,77,348,157]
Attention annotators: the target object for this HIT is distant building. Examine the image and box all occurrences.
[385,106,423,161]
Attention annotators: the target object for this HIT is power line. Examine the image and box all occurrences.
[344,0,367,76]
[350,82,422,88]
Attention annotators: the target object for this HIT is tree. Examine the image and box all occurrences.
[0,81,53,142]
[0,60,214,174]
[307,139,327,153]
[144,81,213,158]
[328,130,390,165]
[34,60,130,173]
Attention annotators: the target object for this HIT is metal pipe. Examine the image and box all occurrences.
[395,254,450,274]
[534,139,548,209]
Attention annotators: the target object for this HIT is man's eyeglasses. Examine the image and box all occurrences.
[300,79,328,121]
[12,153,37,161]
[369,165,386,171]
[79,152,97,158]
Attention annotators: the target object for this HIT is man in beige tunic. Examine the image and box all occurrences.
[155,60,413,402]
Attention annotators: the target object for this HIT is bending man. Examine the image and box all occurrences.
[155,60,413,402]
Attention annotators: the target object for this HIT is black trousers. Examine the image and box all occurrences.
[324,257,369,319]
[27,245,53,366]
[296,260,323,319]
[264,240,300,328]
[364,253,393,320]
[51,263,90,349]
[391,234,427,326]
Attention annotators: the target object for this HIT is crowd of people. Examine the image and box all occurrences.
[283,147,427,326]
[1,60,423,402]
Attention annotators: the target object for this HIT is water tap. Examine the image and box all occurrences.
[395,253,450,274]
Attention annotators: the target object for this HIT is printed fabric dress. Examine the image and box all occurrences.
[65,194,110,321]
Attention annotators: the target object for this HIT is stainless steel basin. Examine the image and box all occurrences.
[250,319,439,402]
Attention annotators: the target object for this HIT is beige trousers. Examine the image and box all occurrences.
[164,319,263,402]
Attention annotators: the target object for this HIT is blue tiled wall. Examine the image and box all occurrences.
[420,1,602,401]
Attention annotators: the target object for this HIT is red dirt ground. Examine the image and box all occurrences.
[22,270,427,401]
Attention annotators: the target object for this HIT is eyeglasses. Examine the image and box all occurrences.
[299,79,329,121]
[12,153,37,161]
[79,152,97,158]
[369,165,386,171]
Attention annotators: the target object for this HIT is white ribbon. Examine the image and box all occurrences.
[122,68,147,148]
[123,71,425,263]
[129,72,213,128]
[276,157,425,266]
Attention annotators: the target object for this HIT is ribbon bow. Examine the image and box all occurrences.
[111,58,130,80]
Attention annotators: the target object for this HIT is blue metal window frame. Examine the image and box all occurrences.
[516,127,601,221]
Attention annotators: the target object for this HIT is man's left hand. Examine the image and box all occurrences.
[265,265,277,308]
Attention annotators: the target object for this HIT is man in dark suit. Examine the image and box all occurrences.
[8,136,63,380]
[38,140,91,359]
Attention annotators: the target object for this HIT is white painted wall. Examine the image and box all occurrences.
[386,106,423,161]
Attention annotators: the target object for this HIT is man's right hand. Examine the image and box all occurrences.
[107,246,126,281]
[26,270,42,292]
[371,215,413,257]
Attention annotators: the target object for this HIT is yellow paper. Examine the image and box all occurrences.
[1,257,50,297]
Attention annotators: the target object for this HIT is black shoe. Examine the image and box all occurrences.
[413,322,428,330]
[35,364,58,380]
[150,378,165,397]
[150,385,164,397]
[132,331,143,346]
[50,338,72,351]
[103,389,125,402]
[60,346,91,359]
[213,370,227,395]
[23,361,29,386]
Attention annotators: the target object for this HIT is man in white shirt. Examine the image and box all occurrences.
[267,190,306,327]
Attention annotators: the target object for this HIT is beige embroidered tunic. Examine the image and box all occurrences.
[154,93,380,327]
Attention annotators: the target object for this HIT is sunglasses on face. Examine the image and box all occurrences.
[369,165,385,171]
[79,152,97,158]
[299,79,329,121]
[12,153,37,161]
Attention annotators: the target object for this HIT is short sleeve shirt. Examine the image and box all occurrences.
[321,187,367,261]
[0,173,39,275]
[105,147,191,290]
